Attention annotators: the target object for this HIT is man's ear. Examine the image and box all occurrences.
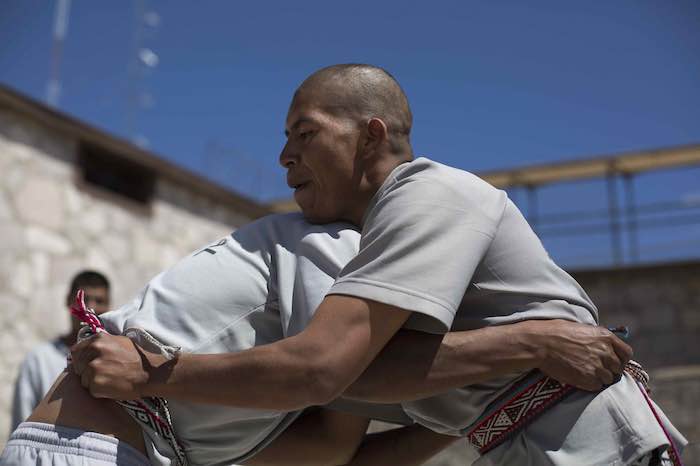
[362,118,388,156]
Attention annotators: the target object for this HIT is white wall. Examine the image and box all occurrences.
[0,109,255,443]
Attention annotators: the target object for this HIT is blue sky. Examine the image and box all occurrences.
[1,1,699,267]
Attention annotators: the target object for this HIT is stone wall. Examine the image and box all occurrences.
[572,261,700,370]
[572,262,700,466]
[0,109,256,444]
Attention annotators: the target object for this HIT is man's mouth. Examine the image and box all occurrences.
[291,182,309,192]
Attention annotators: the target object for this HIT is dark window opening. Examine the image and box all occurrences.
[78,143,155,205]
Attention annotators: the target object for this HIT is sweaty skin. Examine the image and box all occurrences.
[26,372,456,466]
[28,371,147,455]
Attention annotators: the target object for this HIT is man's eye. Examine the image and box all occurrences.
[300,131,312,140]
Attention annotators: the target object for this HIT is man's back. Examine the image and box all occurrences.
[98,213,361,465]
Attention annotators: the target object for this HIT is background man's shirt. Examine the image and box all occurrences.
[11,338,69,431]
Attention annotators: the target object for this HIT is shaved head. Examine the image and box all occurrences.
[294,64,413,155]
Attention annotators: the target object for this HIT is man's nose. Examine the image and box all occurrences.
[279,141,298,168]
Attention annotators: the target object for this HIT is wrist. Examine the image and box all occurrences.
[513,321,548,368]
[135,346,170,398]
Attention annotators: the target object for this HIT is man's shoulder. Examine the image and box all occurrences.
[235,213,359,252]
[389,158,500,195]
[376,157,506,218]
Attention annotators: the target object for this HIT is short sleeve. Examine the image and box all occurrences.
[329,177,504,333]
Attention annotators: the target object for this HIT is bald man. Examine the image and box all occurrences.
[69,65,684,465]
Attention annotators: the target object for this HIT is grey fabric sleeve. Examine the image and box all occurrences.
[10,356,41,432]
[329,178,501,334]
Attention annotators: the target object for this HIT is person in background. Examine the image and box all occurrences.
[10,270,110,431]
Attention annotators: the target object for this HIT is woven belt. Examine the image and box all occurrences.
[466,361,651,456]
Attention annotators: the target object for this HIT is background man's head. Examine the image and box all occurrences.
[280,64,414,225]
[66,270,110,316]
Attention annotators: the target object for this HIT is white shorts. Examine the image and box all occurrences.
[0,422,150,466]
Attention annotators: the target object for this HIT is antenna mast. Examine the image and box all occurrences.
[47,0,71,107]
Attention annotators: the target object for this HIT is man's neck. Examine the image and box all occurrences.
[353,154,411,227]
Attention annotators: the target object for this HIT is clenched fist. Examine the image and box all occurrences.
[70,333,151,400]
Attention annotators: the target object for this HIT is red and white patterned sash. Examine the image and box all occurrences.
[466,363,682,466]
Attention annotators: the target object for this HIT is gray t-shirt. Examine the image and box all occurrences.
[328,157,685,463]
[11,339,69,432]
[100,213,363,466]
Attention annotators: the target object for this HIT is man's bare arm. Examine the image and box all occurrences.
[345,320,633,402]
[73,308,631,408]
[72,295,411,410]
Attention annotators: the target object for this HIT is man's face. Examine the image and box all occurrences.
[80,286,110,315]
[279,93,362,224]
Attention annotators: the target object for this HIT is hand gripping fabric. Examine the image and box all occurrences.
[70,290,189,466]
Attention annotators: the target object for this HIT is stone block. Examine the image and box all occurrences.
[5,162,27,194]
[50,256,86,286]
[132,228,165,268]
[28,149,74,180]
[80,207,108,238]
[0,293,27,326]
[0,255,18,293]
[0,139,18,175]
[14,176,66,231]
[159,245,182,269]
[4,117,39,148]
[9,261,32,297]
[34,131,76,167]
[100,232,131,264]
[681,308,700,330]
[30,285,71,337]
[0,190,14,220]
[640,303,676,331]
[85,247,113,275]
[26,226,72,256]
[0,223,26,253]
[30,252,50,287]
[106,206,133,234]
[64,184,83,214]
[0,132,34,163]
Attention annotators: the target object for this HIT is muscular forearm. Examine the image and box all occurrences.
[136,296,411,411]
[141,334,335,411]
[344,425,459,466]
[344,321,546,402]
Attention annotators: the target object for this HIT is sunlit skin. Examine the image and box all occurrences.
[280,90,395,227]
